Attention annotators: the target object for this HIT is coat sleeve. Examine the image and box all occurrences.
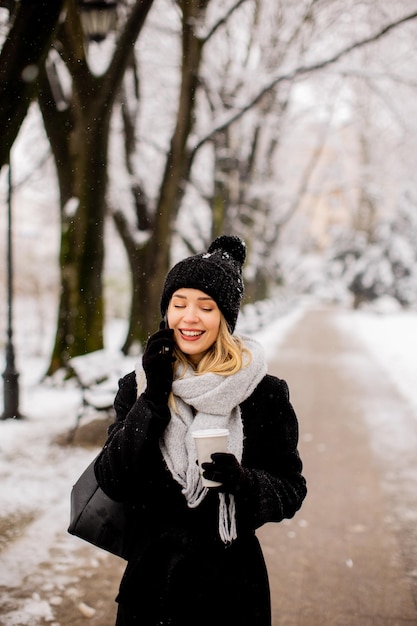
[239,375,307,528]
[94,371,171,502]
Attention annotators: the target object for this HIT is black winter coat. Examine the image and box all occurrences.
[95,371,307,626]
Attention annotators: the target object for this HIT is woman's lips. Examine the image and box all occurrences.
[179,330,205,341]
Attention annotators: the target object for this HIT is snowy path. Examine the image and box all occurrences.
[258,306,417,625]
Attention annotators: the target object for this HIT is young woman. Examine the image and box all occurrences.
[94,235,307,626]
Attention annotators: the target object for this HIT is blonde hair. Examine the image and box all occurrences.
[173,315,251,378]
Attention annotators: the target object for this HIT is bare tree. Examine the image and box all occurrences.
[5,0,417,370]
[111,0,246,352]
[111,0,417,350]
[174,1,417,298]
[35,0,154,373]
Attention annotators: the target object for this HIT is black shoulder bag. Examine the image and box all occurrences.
[68,455,128,559]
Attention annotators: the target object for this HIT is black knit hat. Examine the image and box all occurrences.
[160,235,246,333]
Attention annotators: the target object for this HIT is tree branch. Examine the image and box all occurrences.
[202,0,250,44]
[189,10,417,160]
[103,0,154,109]
[0,0,66,168]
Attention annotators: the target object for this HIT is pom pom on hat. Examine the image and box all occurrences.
[160,235,246,333]
[207,235,246,265]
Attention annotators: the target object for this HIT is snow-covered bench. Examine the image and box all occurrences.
[67,349,137,440]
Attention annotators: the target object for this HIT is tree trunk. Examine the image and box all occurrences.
[119,0,211,351]
[112,209,150,351]
[0,0,65,168]
[44,100,111,373]
[38,60,112,373]
[36,0,155,373]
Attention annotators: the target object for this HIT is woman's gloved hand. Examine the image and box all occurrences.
[201,453,248,494]
[142,323,175,406]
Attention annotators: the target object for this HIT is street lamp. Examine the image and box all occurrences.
[77,0,118,43]
[1,159,23,420]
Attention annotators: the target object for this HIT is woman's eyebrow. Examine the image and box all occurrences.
[172,294,214,302]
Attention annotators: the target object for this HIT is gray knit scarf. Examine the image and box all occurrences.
[136,335,267,543]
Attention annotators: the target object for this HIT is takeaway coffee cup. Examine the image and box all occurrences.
[192,428,229,487]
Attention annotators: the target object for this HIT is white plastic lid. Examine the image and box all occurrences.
[191,428,229,438]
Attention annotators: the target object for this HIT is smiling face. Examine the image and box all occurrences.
[166,288,222,365]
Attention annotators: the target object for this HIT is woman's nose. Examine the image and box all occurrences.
[182,307,199,323]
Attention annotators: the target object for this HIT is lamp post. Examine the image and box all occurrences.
[1,159,23,420]
[77,0,118,42]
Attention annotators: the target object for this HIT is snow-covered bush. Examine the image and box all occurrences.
[325,194,417,309]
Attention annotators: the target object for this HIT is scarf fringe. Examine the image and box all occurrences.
[218,493,237,543]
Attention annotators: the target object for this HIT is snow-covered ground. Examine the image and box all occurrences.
[0,300,416,624]
[334,306,417,416]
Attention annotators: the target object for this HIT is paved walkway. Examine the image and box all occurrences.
[258,307,417,625]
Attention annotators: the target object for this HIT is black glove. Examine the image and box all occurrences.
[201,453,248,494]
[142,324,175,406]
